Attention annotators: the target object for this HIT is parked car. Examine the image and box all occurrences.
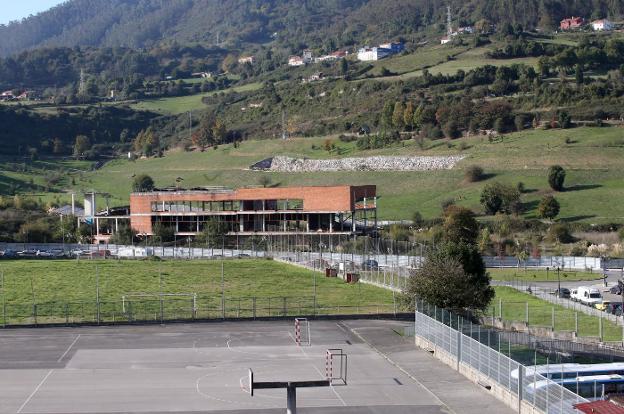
[36,250,54,257]
[49,249,67,258]
[0,249,17,258]
[361,259,379,270]
[607,303,623,316]
[17,249,37,257]
[571,286,603,306]
[611,285,623,295]
[554,288,571,298]
[595,301,610,311]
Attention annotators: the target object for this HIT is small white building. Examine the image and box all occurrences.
[440,36,451,45]
[592,19,614,31]
[238,56,255,65]
[357,47,391,61]
[288,56,305,66]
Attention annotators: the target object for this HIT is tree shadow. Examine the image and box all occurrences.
[560,215,597,222]
[564,184,602,192]
[522,199,540,211]
[520,188,538,194]
[480,173,497,180]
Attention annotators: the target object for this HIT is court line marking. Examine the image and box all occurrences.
[348,325,456,414]
[311,364,347,406]
[17,369,54,413]
[57,335,81,363]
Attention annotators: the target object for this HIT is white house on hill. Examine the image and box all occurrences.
[592,19,614,31]
[357,47,391,61]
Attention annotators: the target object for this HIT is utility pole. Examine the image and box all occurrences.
[446,5,453,36]
[188,111,192,143]
[281,109,287,140]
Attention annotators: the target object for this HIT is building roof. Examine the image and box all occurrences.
[575,401,624,414]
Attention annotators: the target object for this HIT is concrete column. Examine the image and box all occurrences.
[306,214,310,232]
[262,214,266,232]
[96,217,100,235]
[329,214,333,233]
[115,218,119,233]
[239,215,244,232]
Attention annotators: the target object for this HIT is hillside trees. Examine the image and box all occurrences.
[133,128,160,156]
[132,174,155,192]
[538,195,560,220]
[73,135,91,159]
[480,182,521,215]
[192,115,227,151]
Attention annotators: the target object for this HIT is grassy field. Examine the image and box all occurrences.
[362,44,469,77]
[0,259,395,324]
[489,268,603,282]
[52,126,624,222]
[130,82,262,114]
[492,287,621,341]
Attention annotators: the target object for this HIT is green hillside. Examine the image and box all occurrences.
[17,126,617,222]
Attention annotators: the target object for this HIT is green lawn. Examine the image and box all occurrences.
[0,259,395,325]
[491,287,622,341]
[130,82,262,114]
[489,268,603,282]
[362,44,469,77]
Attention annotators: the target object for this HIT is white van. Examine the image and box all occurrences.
[571,286,603,306]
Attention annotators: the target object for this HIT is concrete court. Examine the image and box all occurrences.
[0,319,514,414]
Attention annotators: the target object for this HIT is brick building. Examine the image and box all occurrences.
[560,16,584,30]
[127,185,377,238]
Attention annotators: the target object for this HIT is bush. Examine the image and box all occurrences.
[464,165,484,182]
[547,165,566,191]
[480,182,521,215]
[132,174,155,192]
[547,223,574,243]
[537,195,560,220]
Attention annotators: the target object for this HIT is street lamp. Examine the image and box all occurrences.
[556,266,561,297]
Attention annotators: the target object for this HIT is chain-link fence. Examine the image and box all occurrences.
[0,295,401,327]
[415,299,589,414]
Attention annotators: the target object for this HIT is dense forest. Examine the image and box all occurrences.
[0,0,622,58]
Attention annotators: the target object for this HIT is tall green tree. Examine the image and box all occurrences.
[392,102,405,130]
[547,165,566,191]
[406,242,494,311]
[73,135,90,159]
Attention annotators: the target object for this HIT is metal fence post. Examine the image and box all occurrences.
[525,302,529,326]
[33,304,37,326]
[499,298,502,319]
[599,316,603,342]
[253,297,256,319]
[517,365,525,413]
[456,322,462,372]
[65,303,69,324]
[551,306,555,331]
[575,311,579,337]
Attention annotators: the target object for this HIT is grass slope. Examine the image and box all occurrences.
[493,287,621,341]
[0,259,394,324]
[130,82,262,114]
[55,126,624,222]
[489,268,603,282]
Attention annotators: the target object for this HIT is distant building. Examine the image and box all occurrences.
[238,56,255,65]
[378,42,405,53]
[357,47,391,61]
[302,49,313,63]
[457,26,475,34]
[288,56,305,66]
[592,19,614,31]
[124,185,378,238]
[440,36,451,45]
[191,72,212,78]
[0,90,14,101]
[560,16,584,30]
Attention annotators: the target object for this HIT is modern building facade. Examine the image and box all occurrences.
[129,185,377,237]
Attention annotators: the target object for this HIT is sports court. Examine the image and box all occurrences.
[0,319,514,414]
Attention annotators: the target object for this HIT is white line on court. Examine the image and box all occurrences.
[311,364,347,406]
[57,334,81,363]
[17,369,54,413]
[335,323,348,333]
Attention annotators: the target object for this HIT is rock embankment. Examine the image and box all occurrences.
[253,155,466,172]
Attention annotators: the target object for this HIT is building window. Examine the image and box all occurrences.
[287,199,303,210]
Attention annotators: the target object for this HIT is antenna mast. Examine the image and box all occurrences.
[447,5,453,36]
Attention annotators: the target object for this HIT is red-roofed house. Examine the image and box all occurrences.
[575,400,624,414]
[560,16,585,30]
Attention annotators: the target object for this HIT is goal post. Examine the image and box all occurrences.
[294,317,311,346]
[326,348,348,385]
